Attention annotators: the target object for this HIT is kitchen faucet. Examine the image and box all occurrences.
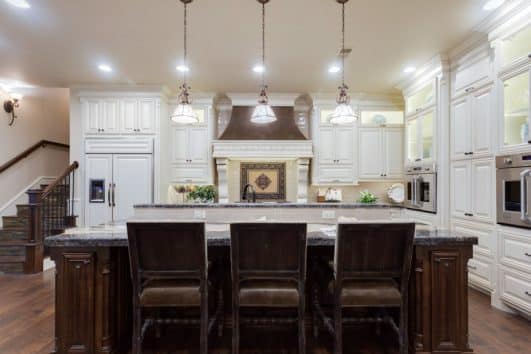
[242,184,256,203]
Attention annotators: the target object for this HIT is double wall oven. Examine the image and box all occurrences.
[405,163,437,213]
[496,153,531,229]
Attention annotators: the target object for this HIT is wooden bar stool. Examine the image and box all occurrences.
[313,222,415,354]
[127,221,223,354]
[230,222,307,354]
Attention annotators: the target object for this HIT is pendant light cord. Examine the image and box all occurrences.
[183,1,188,86]
[262,2,265,88]
[341,2,345,88]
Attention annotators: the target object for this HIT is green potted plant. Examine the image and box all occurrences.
[186,185,217,203]
[357,190,378,204]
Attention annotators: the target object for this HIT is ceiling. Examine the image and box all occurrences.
[0,0,499,94]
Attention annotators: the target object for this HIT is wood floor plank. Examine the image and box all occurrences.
[0,270,529,353]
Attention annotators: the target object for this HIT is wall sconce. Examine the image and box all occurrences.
[3,93,23,126]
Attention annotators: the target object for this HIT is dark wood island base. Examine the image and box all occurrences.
[47,230,476,354]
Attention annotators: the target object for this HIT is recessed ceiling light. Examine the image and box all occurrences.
[483,0,505,11]
[403,66,416,73]
[98,64,113,73]
[4,0,31,9]
[252,65,265,73]
[176,65,189,73]
[328,65,341,73]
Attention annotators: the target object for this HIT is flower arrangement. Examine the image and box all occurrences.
[357,190,378,204]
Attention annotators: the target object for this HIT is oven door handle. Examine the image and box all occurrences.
[521,169,531,222]
[412,177,417,206]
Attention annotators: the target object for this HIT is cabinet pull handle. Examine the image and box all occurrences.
[525,253,531,257]
[468,265,477,270]
[415,158,422,162]
[465,87,475,93]
[526,291,531,297]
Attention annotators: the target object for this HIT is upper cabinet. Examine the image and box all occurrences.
[82,96,159,135]
[312,107,356,185]
[406,83,435,115]
[490,19,531,153]
[406,108,435,164]
[358,110,404,180]
[169,107,213,184]
[451,86,493,160]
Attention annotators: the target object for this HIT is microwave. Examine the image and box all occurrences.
[405,163,437,214]
[496,153,531,228]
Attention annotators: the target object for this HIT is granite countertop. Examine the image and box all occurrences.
[45,223,478,248]
[134,202,403,209]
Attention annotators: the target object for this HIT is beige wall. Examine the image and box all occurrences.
[0,87,70,211]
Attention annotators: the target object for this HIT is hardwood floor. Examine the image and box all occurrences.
[0,270,530,354]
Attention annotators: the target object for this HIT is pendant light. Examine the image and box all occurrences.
[251,0,277,124]
[329,0,358,125]
[171,0,199,124]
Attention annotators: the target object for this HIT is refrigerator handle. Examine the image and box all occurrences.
[108,183,112,207]
[112,183,116,207]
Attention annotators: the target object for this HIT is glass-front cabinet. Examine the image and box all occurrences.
[499,24,531,70]
[360,110,404,126]
[502,70,530,147]
[406,83,435,115]
[406,108,435,163]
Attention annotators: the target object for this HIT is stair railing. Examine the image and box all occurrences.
[25,161,79,273]
[0,140,69,174]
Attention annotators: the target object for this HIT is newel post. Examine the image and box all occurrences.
[25,189,44,273]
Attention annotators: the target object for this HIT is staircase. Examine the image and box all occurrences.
[0,164,78,274]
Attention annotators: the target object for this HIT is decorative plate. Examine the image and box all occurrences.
[387,183,405,204]
[372,114,387,125]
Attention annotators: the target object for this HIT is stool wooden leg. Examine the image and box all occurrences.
[132,307,142,354]
[299,296,306,354]
[232,308,240,354]
[334,306,342,354]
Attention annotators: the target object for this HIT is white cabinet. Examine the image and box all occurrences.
[406,108,435,163]
[82,97,158,135]
[170,121,211,184]
[85,153,153,226]
[450,158,495,223]
[497,226,531,316]
[359,127,404,180]
[450,86,493,160]
[314,124,356,185]
[452,56,492,98]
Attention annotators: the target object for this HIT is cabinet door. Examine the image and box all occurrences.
[451,97,470,159]
[334,127,354,164]
[138,98,156,133]
[471,159,495,222]
[470,87,492,156]
[431,250,462,352]
[57,253,95,353]
[188,127,209,164]
[121,99,138,133]
[318,127,336,164]
[451,161,471,218]
[358,128,382,179]
[84,99,102,134]
[85,155,113,227]
[171,127,189,164]
[102,99,120,133]
[420,109,435,161]
[406,117,420,163]
[383,128,404,179]
[112,154,153,221]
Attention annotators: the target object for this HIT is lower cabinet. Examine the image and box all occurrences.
[497,226,531,315]
[452,220,495,293]
[450,158,495,223]
[412,245,473,353]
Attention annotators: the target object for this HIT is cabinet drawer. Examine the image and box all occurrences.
[318,166,354,184]
[452,220,493,258]
[499,230,531,274]
[468,256,492,292]
[499,267,531,315]
[171,165,209,183]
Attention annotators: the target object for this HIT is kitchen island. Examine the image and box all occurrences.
[45,203,478,354]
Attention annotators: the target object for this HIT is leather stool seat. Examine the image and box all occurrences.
[339,279,401,307]
[239,280,299,307]
[140,279,200,307]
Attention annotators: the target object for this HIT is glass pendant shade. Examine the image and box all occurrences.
[329,103,357,124]
[251,103,276,124]
[171,103,198,124]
